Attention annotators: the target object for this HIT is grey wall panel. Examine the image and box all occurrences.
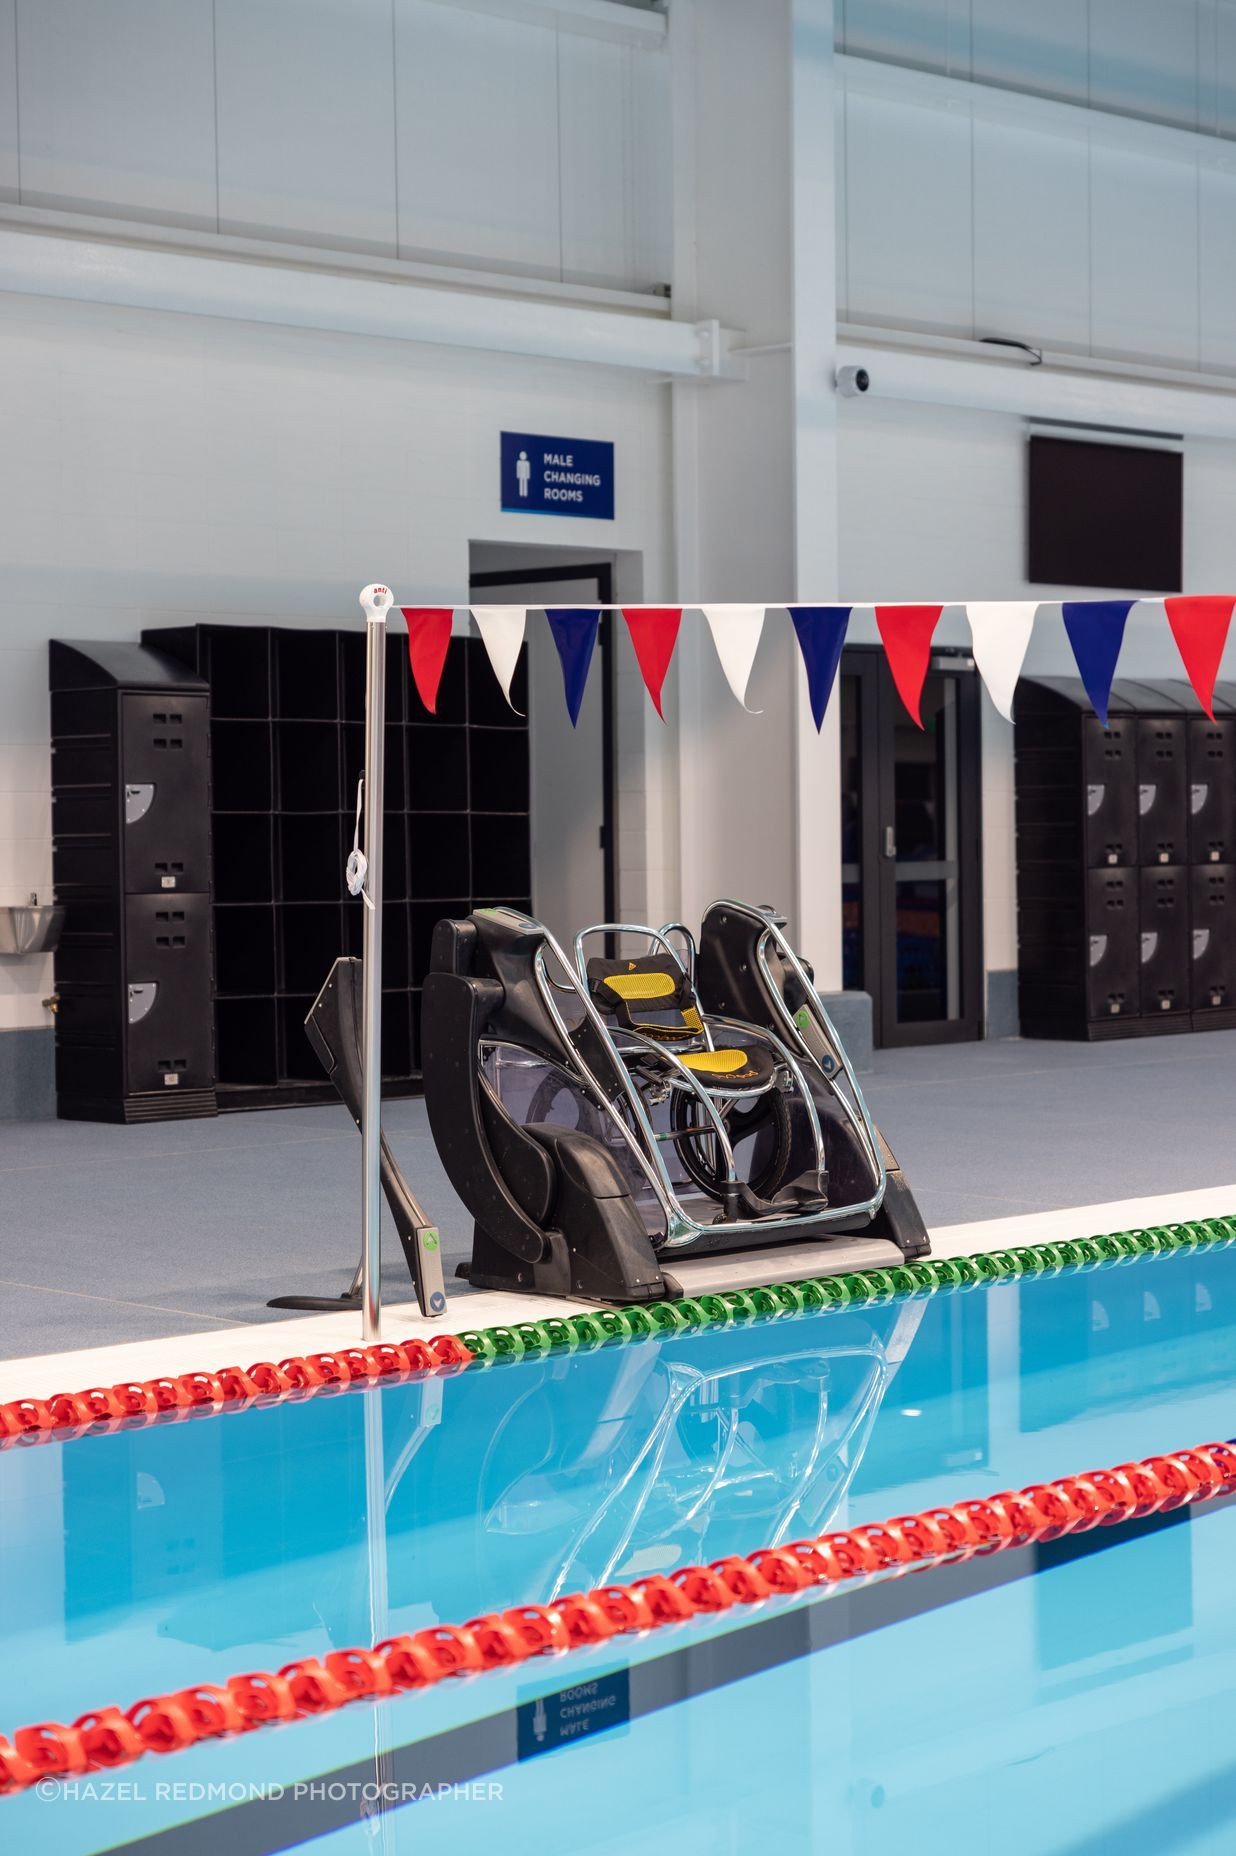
[972,114,1090,354]
[394,0,560,276]
[1090,139,1200,365]
[215,0,397,255]
[845,86,973,335]
[970,0,1087,105]
[1088,0,1201,130]
[841,0,969,76]
[16,0,217,227]
[558,33,670,291]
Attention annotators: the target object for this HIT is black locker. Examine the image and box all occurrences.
[1017,678,1236,1041]
[120,694,211,893]
[1086,868,1139,1020]
[1138,866,1189,1019]
[1187,716,1236,866]
[50,641,216,1122]
[124,894,215,1092]
[1135,717,1188,866]
[1082,714,1137,867]
[1191,864,1236,1021]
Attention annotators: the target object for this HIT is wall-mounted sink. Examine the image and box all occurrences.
[0,903,64,956]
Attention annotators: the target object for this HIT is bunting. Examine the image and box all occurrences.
[1163,595,1236,721]
[401,607,454,715]
[874,604,943,729]
[622,608,683,719]
[470,606,527,713]
[546,609,600,727]
[701,605,766,710]
[375,597,1236,731]
[965,602,1038,722]
[1062,599,1134,727]
[788,606,851,731]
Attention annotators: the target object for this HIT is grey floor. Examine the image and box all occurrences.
[3,1031,1236,1360]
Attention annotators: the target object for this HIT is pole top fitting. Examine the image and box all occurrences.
[359,583,394,624]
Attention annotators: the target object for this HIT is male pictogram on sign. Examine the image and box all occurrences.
[516,450,532,498]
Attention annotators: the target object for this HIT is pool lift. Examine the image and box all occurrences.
[420,899,930,1304]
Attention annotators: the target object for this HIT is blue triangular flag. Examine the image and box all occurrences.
[1062,599,1135,725]
[788,606,852,730]
[546,608,600,727]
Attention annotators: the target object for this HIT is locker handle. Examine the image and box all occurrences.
[882,827,897,860]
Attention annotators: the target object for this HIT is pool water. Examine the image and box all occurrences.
[4,1242,1236,1854]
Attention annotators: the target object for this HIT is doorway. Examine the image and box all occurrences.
[840,647,983,1046]
[468,561,616,949]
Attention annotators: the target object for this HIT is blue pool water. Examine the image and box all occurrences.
[5,1242,1236,1854]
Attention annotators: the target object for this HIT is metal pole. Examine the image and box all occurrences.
[358,583,392,1343]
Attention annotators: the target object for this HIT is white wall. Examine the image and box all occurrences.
[1,0,671,292]
[838,395,1236,984]
[838,54,1236,373]
[0,291,672,1032]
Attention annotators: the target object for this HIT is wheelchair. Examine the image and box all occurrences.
[421,899,929,1304]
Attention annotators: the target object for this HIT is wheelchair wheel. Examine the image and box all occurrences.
[525,1069,606,1141]
[669,1086,792,1202]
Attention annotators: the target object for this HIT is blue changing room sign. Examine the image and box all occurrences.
[501,430,614,520]
[516,1670,630,1759]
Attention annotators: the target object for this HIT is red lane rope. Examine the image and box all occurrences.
[5,1438,1234,1795]
[0,1336,473,1453]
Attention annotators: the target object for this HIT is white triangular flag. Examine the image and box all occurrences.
[701,604,766,711]
[471,606,527,712]
[965,601,1039,721]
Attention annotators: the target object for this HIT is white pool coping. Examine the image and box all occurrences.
[2,1181,1234,1405]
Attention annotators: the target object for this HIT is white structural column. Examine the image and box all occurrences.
[669,0,841,974]
[790,0,842,984]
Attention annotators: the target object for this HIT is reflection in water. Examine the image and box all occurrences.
[473,1303,924,1598]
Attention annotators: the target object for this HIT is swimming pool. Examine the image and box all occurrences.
[5,1238,1236,1853]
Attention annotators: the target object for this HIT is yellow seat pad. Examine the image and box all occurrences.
[601,971,677,1002]
[678,1049,752,1075]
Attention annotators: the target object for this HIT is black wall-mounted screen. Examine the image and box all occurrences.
[1027,434,1182,592]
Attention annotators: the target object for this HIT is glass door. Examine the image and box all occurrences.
[840,649,983,1046]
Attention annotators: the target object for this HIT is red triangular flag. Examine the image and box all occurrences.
[622,608,682,719]
[875,604,943,727]
[1164,596,1235,720]
[401,607,453,714]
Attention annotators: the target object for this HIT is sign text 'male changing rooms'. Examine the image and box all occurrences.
[501,431,615,520]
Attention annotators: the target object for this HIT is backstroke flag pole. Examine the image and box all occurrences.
[358,583,391,1344]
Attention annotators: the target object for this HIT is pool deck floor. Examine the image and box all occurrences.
[2,1030,1235,1395]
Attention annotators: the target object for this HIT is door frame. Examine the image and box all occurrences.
[843,645,984,1048]
[468,561,617,924]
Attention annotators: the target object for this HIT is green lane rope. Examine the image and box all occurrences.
[453,1215,1236,1363]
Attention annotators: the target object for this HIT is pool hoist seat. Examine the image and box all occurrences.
[421,900,930,1305]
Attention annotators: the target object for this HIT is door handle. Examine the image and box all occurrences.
[882,826,897,859]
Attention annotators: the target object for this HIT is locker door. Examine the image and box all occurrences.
[1187,716,1236,866]
[121,693,211,894]
[1082,716,1137,866]
[1136,718,1188,866]
[1138,866,1189,1018]
[1191,865,1236,1015]
[1086,868,1139,1020]
[124,894,214,1093]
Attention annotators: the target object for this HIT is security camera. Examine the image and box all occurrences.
[836,365,870,397]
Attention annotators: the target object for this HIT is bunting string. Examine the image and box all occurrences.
[414,598,1236,731]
